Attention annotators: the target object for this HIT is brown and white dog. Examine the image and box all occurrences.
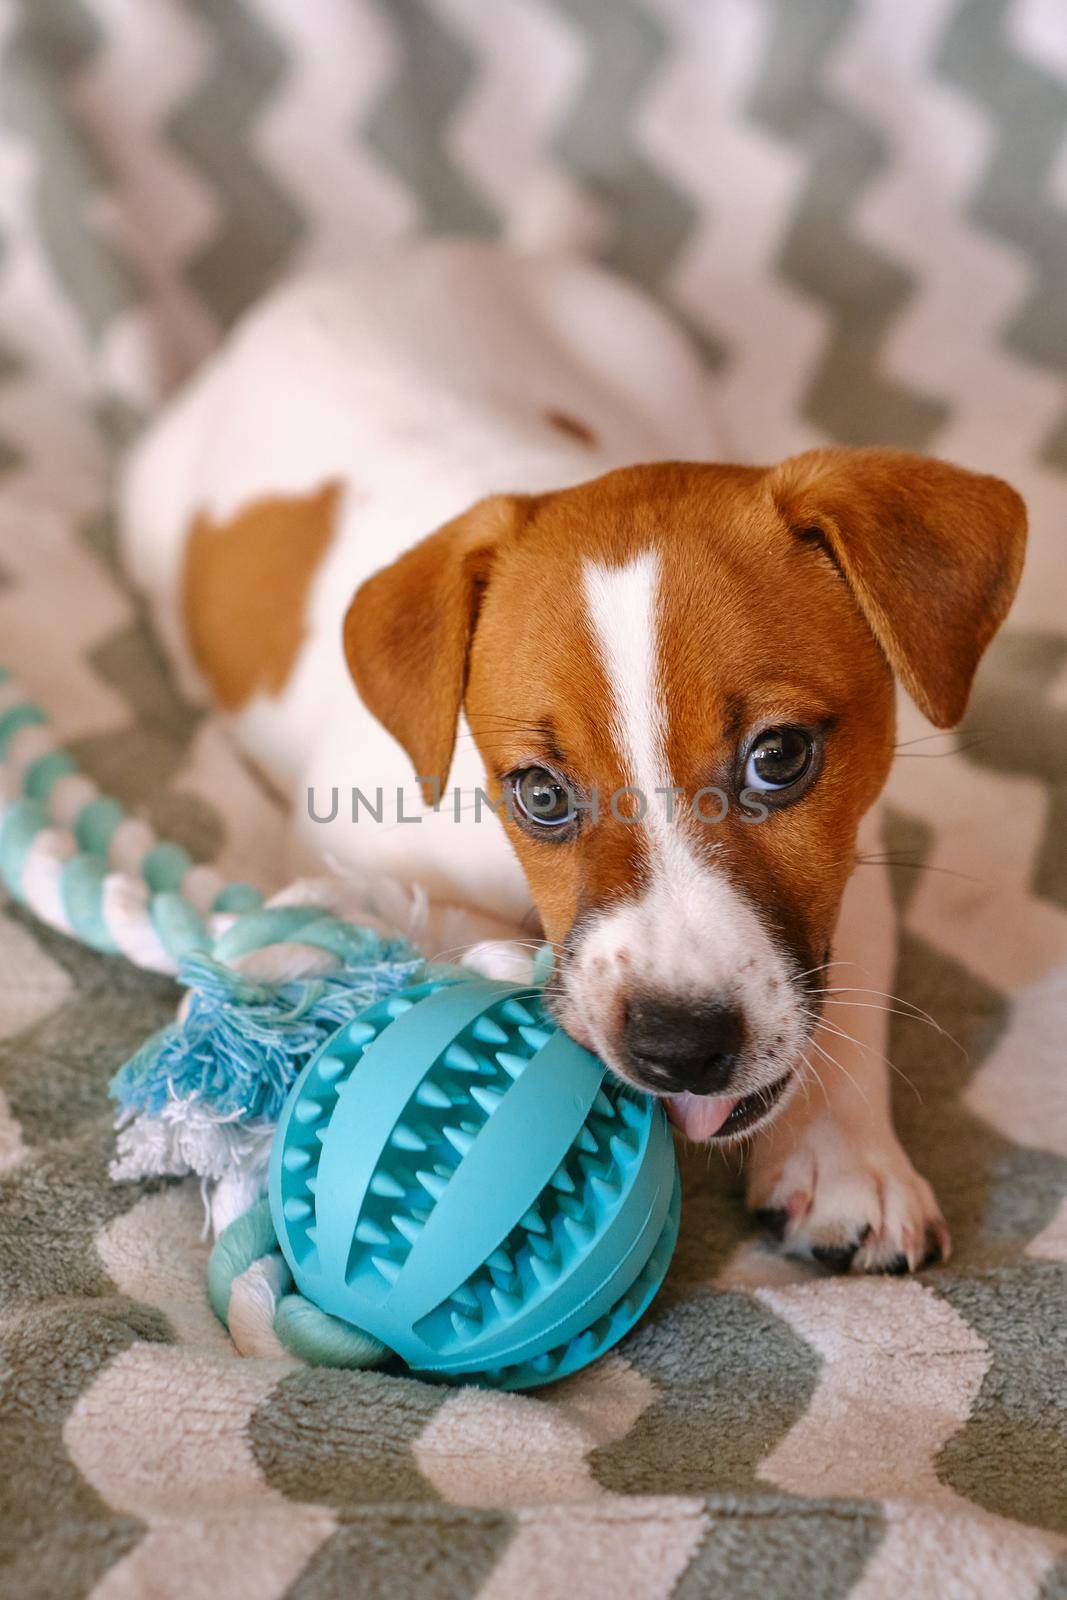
[121,241,1026,1273]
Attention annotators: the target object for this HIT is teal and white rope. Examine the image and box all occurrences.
[0,667,410,983]
[0,667,435,1368]
[0,666,267,974]
[209,1199,390,1369]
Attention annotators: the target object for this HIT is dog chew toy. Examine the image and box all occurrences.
[270,976,680,1389]
[0,669,681,1390]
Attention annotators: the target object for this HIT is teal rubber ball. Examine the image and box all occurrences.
[268,976,680,1390]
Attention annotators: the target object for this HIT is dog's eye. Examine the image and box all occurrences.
[744,727,813,791]
[511,766,575,828]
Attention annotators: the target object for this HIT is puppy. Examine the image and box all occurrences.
[122,240,1026,1273]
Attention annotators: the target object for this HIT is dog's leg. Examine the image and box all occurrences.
[744,815,950,1273]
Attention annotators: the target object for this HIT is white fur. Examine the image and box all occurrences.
[569,553,806,1092]
[745,812,949,1271]
[581,553,671,847]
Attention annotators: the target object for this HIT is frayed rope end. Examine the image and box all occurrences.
[110,942,424,1133]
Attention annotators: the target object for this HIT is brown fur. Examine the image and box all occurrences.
[344,494,531,806]
[769,447,1026,728]
[183,483,341,710]
[344,451,1026,948]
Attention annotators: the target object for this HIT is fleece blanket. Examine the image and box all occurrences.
[1,1,1065,1595]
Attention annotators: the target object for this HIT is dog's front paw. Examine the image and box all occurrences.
[746,1117,950,1274]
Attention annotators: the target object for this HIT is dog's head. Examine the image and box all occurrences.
[345,450,1025,1140]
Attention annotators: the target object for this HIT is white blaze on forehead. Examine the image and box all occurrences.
[581,551,672,842]
[571,553,807,1109]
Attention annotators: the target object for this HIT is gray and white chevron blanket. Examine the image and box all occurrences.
[1,2,1065,1596]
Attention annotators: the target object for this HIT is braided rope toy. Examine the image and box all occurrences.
[0,669,679,1385]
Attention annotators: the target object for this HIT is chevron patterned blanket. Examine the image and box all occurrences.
[1,2,1065,1596]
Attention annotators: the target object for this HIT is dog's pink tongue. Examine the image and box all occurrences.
[666,1092,739,1141]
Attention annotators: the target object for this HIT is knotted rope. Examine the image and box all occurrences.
[0,666,426,1365]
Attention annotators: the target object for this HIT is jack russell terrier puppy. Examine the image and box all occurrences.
[121,240,1026,1274]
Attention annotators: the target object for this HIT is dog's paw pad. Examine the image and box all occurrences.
[754,1207,789,1240]
[810,1238,868,1272]
[748,1126,950,1276]
[921,1225,949,1268]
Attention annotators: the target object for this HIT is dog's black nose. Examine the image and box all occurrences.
[621,994,746,1095]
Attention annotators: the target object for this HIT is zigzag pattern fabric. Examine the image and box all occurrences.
[0,2,1065,1594]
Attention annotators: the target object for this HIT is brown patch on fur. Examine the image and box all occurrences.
[344,495,534,805]
[183,483,341,710]
[770,447,1027,728]
[545,409,599,447]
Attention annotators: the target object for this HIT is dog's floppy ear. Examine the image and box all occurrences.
[344,495,528,801]
[769,447,1026,727]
